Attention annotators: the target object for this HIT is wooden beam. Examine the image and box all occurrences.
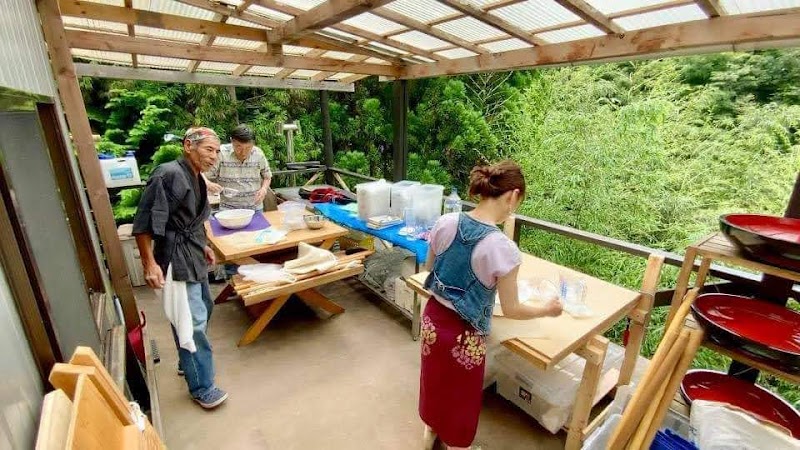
[340,73,369,83]
[269,0,395,43]
[373,7,488,54]
[435,0,546,46]
[65,30,402,76]
[320,90,335,185]
[695,0,726,17]
[608,0,695,18]
[35,0,141,331]
[272,68,296,79]
[59,0,268,41]
[123,0,137,67]
[174,0,282,27]
[188,14,226,73]
[552,0,624,35]
[402,10,800,79]
[75,63,355,91]
[256,0,437,61]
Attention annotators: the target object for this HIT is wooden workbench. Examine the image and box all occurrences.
[205,210,353,346]
[406,252,663,449]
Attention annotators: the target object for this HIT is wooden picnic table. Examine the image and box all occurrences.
[406,251,663,450]
[206,210,354,346]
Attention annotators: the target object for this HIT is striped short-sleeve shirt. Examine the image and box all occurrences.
[206,143,271,210]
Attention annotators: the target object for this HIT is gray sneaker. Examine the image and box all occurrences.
[194,387,228,409]
[177,366,184,376]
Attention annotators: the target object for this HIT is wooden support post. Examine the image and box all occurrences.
[36,0,141,331]
[665,247,696,328]
[566,335,608,450]
[320,90,335,186]
[392,79,408,182]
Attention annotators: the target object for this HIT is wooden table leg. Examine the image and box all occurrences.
[295,289,345,315]
[214,283,236,305]
[619,254,662,386]
[319,238,337,250]
[566,336,609,450]
[238,295,291,346]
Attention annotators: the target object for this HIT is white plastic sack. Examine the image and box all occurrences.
[238,263,296,284]
[283,242,337,275]
[690,400,800,450]
[157,264,195,353]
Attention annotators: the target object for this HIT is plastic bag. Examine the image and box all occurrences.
[560,273,593,318]
[238,264,295,284]
[278,201,307,230]
[494,278,558,316]
[691,400,799,450]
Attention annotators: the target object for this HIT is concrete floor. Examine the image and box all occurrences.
[137,279,566,450]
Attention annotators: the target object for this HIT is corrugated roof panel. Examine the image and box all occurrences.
[491,0,580,31]
[435,17,507,42]
[196,61,239,73]
[82,0,123,5]
[412,55,437,63]
[584,0,675,15]
[133,0,215,20]
[385,0,459,24]
[283,45,312,55]
[343,12,406,34]
[137,55,190,70]
[390,30,451,50]
[134,26,204,43]
[536,24,604,43]
[323,51,356,60]
[248,4,294,22]
[613,4,706,31]
[480,37,532,53]
[319,27,363,42]
[278,0,326,11]
[463,0,496,7]
[435,48,479,59]
[227,17,270,29]
[63,16,128,33]
[328,72,355,80]
[288,69,320,78]
[364,57,391,64]
[247,66,283,76]
[214,37,264,50]
[368,41,409,55]
[720,0,800,14]
[71,49,132,64]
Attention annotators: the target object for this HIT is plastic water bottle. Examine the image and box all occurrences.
[444,187,462,214]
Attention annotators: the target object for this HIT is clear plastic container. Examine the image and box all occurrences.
[278,201,307,230]
[411,184,444,229]
[390,180,420,217]
[356,179,391,220]
[444,187,462,214]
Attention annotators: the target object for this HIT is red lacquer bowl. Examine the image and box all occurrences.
[681,369,800,438]
[691,293,800,369]
[720,213,800,270]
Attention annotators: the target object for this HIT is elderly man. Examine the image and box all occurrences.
[132,127,228,409]
[204,124,273,211]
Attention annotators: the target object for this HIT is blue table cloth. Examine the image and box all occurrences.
[313,202,429,264]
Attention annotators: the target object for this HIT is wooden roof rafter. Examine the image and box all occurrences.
[267,0,397,44]
[552,0,624,35]
[372,7,488,54]
[695,0,727,18]
[434,0,546,46]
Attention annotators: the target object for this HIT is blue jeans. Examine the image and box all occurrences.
[172,280,216,398]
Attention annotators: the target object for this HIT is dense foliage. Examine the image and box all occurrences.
[80,49,800,404]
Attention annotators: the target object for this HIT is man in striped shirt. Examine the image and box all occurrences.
[204,124,272,211]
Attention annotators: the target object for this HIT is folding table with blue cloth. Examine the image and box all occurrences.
[313,202,429,339]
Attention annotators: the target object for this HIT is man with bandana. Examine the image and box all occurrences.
[133,127,228,409]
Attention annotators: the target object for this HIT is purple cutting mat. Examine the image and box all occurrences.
[209,212,271,237]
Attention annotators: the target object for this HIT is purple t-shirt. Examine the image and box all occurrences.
[429,213,522,308]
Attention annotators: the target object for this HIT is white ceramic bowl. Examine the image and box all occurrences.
[215,209,255,229]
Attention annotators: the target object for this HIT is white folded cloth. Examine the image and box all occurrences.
[157,264,196,353]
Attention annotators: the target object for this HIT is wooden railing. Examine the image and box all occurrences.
[317,166,764,305]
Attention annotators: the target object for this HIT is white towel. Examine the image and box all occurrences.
[156,264,196,353]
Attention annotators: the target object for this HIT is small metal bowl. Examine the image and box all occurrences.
[304,214,326,230]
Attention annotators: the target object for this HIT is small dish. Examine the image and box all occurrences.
[304,214,326,230]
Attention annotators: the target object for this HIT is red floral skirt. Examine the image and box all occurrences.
[419,297,487,447]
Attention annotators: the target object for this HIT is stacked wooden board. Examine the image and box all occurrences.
[35,346,163,450]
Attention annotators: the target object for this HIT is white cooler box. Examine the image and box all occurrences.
[494,342,625,434]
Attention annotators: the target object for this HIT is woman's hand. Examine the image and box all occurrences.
[207,181,223,194]
[144,262,165,289]
[541,296,563,317]
[204,246,216,266]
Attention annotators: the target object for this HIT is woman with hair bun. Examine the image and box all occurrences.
[419,160,563,449]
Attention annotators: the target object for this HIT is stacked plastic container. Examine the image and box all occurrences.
[411,184,444,229]
[356,179,391,220]
[390,180,420,217]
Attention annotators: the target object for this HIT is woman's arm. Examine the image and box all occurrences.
[497,267,562,320]
[424,246,435,272]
